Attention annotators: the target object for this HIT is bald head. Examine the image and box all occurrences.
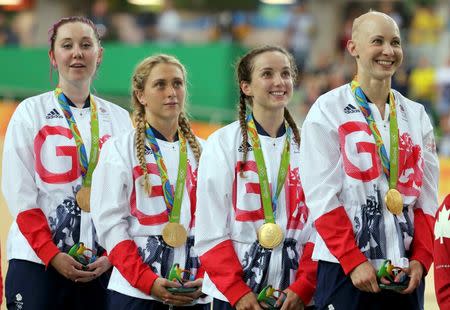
[347,10,403,82]
[352,11,399,42]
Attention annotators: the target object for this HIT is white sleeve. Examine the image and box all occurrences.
[90,137,133,251]
[1,103,38,218]
[299,103,344,222]
[118,108,133,133]
[415,107,439,216]
[194,134,234,255]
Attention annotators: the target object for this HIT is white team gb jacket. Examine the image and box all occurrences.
[2,91,132,266]
[299,84,439,274]
[195,121,315,305]
[91,129,207,301]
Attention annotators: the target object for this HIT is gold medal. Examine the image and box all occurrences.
[76,186,91,212]
[162,222,187,248]
[385,188,403,215]
[257,223,284,249]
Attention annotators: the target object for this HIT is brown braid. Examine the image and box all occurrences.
[238,92,249,177]
[178,112,201,163]
[284,108,301,146]
[134,109,151,194]
[236,45,298,176]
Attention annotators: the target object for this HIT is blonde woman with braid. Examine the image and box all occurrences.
[91,54,208,309]
[195,45,317,310]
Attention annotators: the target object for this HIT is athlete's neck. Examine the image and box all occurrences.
[58,79,90,109]
[358,76,391,118]
[146,115,178,142]
[252,107,285,138]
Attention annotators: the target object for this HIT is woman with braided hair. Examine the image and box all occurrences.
[91,54,208,309]
[195,45,317,310]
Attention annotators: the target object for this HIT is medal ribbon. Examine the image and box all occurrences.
[350,80,399,190]
[145,125,187,223]
[247,114,291,224]
[55,88,100,187]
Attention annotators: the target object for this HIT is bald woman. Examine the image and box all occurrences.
[299,11,439,310]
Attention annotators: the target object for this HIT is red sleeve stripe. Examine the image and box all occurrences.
[16,208,60,266]
[411,208,435,273]
[288,242,317,305]
[200,239,251,306]
[195,265,205,279]
[109,240,158,294]
[315,206,367,275]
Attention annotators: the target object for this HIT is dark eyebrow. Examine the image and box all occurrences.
[59,36,93,42]
[258,67,273,72]
[258,66,290,71]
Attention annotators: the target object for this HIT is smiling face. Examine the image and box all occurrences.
[49,21,103,88]
[347,12,403,82]
[137,63,186,124]
[240,50,294,114]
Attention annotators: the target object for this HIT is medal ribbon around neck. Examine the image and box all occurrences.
[145,124,187,223]
[247,114,291,224]
[350,79,399,191]
[55,87,100,187]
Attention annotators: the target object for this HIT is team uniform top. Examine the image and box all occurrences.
[2,91,132,266]
[434,194,450,309]
[91,128,207,301]
[195,120,316,306]
[299,84,439,275]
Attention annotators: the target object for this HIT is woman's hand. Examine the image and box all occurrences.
[179,278,204,299]
[235,292,262,310]
[349,261,381,293]
[150,277,195,306]
[50,252,96,282]
[278,289,304,310]
[401,260,423,294]
[75,256,112,283]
